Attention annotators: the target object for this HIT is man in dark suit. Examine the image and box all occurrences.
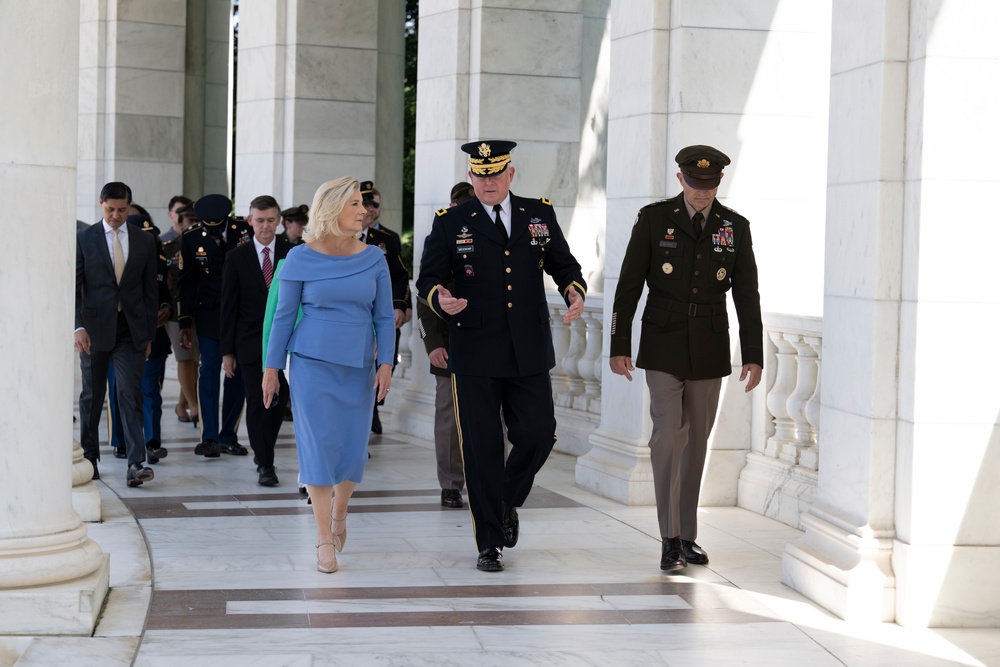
[609,145,763,572]
[417,141,587,572]
[359,180,411,434]
[221,195,292,486]
[178,194,252,458]
[75,181,159,486]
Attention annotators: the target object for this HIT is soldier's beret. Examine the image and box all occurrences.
[460,140,517,177]
[675,145,731,190]
[194,194,232,227]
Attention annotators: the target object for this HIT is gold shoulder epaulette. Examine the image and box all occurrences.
[435,208,448,217]
[540,197,552,206]
[183,223,202,234]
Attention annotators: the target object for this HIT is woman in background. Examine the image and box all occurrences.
[262,177,394,573]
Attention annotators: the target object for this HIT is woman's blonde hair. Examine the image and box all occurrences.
[303,177,359,242]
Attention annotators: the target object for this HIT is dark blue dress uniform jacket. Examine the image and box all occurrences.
[365,225,411,311]
[610,193,763,380]
[176,220,251,340]
[417,193,586,378]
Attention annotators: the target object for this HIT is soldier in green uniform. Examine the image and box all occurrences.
[610,145,763,572]
[278,204,308,246]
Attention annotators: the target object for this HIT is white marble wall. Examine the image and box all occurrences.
[77,0,187,224]
[235,0,382,213]
[1,0,110,635]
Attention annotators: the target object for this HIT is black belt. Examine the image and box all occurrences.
[650,297,726,318]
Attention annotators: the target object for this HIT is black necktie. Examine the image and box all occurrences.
[693,211,704,235]
[493,204,508,244]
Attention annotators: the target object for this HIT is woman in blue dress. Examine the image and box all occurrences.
[262,176,395,573]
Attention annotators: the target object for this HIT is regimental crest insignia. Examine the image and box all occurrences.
[697,159,711,168]
[478,143,491,157]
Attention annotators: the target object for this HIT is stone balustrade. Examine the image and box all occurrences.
[738,314,823,528]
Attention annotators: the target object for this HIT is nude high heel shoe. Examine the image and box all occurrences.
[331,514,348,553]
[316,541,338,573]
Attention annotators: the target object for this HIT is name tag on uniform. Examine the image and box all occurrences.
[658,240,678,248]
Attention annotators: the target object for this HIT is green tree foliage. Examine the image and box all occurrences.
[401,0,418,272]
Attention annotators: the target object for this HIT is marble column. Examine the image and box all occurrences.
[77,0,188,223]
[374,0,405,238]
[575,0,667,504]
[184,0,233,197]
[785,0,1000,628]
[781,0,905,623]
[234,0,382,212]
[0,1,110,635]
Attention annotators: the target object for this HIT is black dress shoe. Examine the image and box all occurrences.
[194,440,221,457]
[661,537,687,572]
[220,441,248,456]
[257,466,279,487]
[113,447,127,459]
[126,463,154,487]
[283,405,294,422]
[476,547,504,572]
[501,502,519,548]
[681,540,709,565]
[371,406,382,434]
[145,440,168,465]
[88,459,100,480]
[441,489,464,508]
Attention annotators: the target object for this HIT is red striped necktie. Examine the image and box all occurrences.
[262,247,273,288]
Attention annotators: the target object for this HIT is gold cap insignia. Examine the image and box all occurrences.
[717,268,727,281]
[478,143,491,157]
[662,262,674,275]
[697,159,711,168]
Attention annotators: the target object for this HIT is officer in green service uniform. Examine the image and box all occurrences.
[609,145,763,573]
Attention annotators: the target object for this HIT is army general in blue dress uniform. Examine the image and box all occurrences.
[609,145,763,573]
[417,140,587,572]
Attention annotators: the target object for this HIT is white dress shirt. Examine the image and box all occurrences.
[479,194,512,237]
[102,219,130,264]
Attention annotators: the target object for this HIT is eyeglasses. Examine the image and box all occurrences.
[364,201,380,209]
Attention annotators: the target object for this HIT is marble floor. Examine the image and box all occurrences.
[4,366,1000,666]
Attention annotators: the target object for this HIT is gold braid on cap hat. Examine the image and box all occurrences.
[468,155,511,175]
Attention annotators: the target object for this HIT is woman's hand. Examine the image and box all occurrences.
[374,363,392,402]
[262,368,280,408]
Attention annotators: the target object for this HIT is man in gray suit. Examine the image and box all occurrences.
[75,181,160,486]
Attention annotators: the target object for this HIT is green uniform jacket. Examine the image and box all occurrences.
[610,193,763,380]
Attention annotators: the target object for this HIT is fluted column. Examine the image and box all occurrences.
[77,0,187,223]
[0,0,110,635]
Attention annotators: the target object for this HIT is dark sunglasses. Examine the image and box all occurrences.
[364,201,380,209]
